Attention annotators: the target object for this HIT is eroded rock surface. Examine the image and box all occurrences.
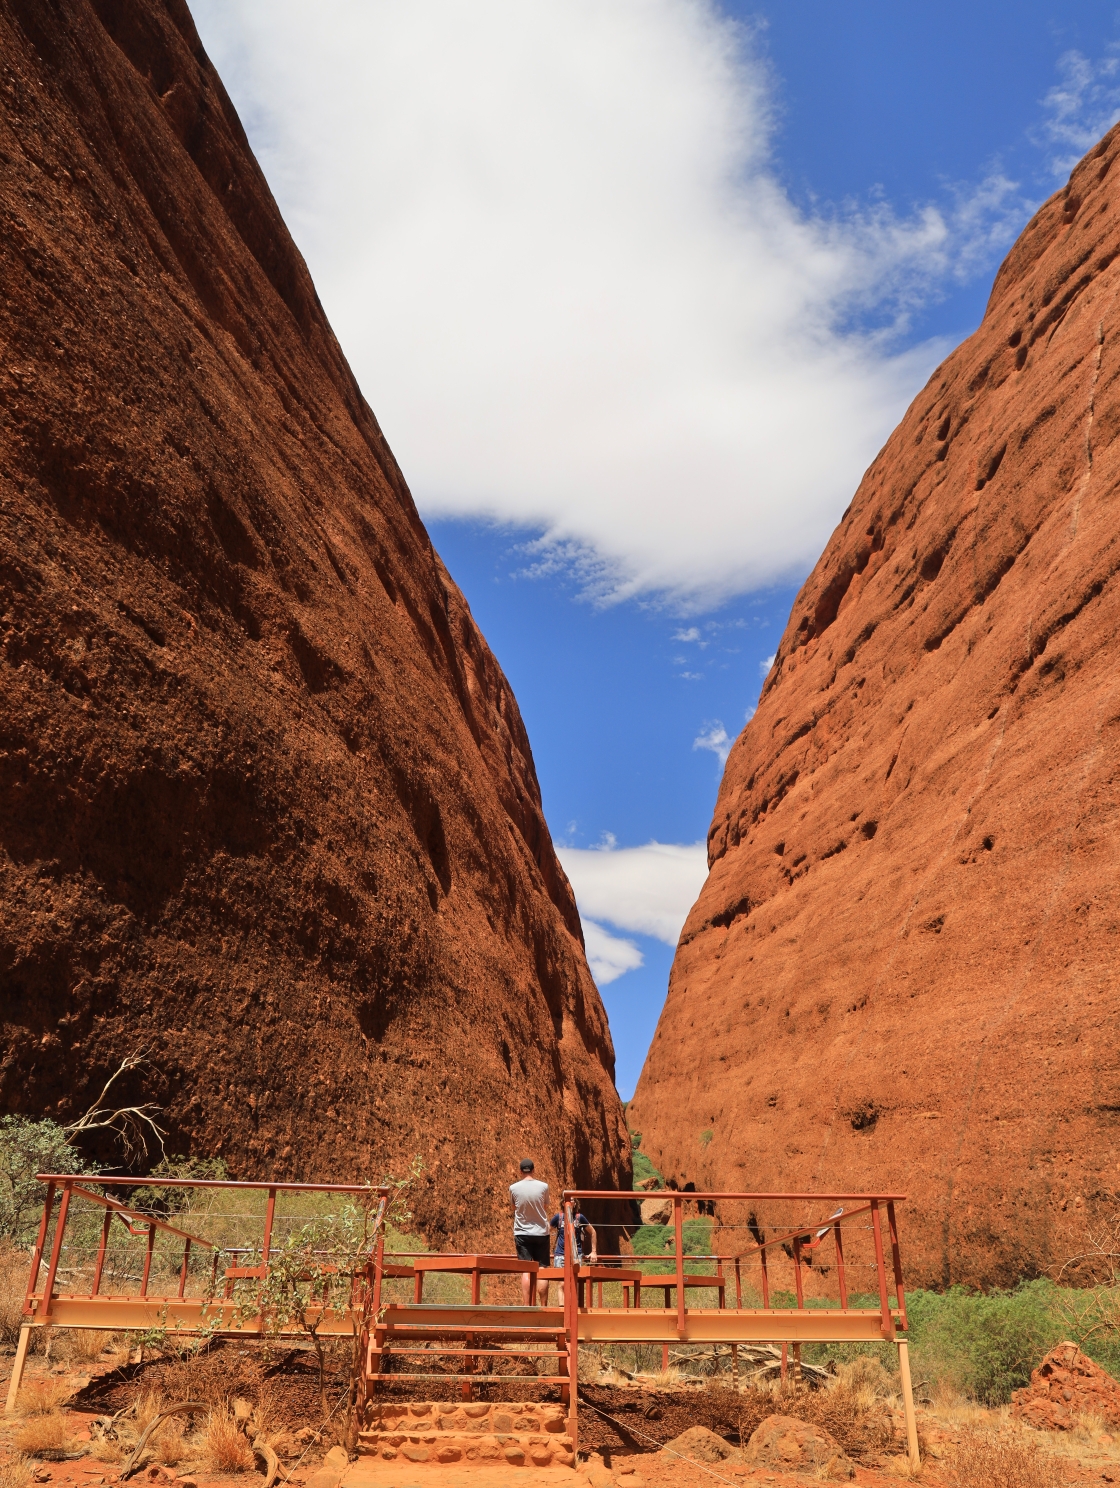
[0,0,627,1236]
[631,123,1120,1286]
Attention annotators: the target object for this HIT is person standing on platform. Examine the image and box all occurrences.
[510,1158,550,1304]
[550,1203,597,1305]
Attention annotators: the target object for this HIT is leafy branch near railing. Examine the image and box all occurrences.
[0,1117,97,1244]
[199,1158,423,1444]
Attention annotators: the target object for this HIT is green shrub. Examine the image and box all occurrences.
[632,1148,664,1188]
[0,1117,93,1245]
[906,1280,1065,1403]
[630,1216,712,1275]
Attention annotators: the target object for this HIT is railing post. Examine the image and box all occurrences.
[564,1200,578,1448]
[23,1182,56,1314]
[897,1337,921,1469]
[870,1201,895,1340]
[886,1201,908,1330]
[92,1207,113,1298]
[734,1255,742,1310]
[40,1183,72,1322]
[141,1223,156,1297]
[673,1196,685,1340]
[759,1236,770,1308]
[791,1234,804,1383]
[4,1326,32,1415]
[261,1186,277,1264]
[178,1238,192,1299]
[833,1221,848,1309]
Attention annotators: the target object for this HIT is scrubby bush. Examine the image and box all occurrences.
[951,1425,1062,1487]
[907,1281,1065,1404]
[0,1117,93,1245]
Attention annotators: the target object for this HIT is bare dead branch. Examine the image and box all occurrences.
[64,1051,167,1161]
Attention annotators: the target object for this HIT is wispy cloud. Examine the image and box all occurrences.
[190,0,1034,609]
[693,723,732,767]
[558,839,709,946]
[674,626,703,644]
[760,652,775,678]
[581,919,644,985]
[1038,46,1120,178]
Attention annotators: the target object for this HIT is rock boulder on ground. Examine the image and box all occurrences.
[1012,1342,1120,1431]
[746,1415,853,1478]
[639,1196,673,1226]
[661,1425,739,1464]
[0,0,627,1236]
[631,118,1120,1287]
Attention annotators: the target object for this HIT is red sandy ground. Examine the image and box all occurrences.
[4,1352,1119,1488]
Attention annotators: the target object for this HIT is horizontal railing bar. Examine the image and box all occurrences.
[565,1190,907,1202]
[37,1175,387,1194]
[370,1373,561,1381]
[62,1185,217,1248]
[381,1350,566,1357]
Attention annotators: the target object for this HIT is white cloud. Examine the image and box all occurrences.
[558,840,709,946]
[693,722,732,766]
[760,652,776,678]
[190,0,1029,608]
[674,627,702,643]
[581,919,644,985]
[1038,47,1120,177]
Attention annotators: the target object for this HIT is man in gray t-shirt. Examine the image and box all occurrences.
[509,1158,550,1304]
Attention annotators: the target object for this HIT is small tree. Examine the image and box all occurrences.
[1054,1212,1120,1349]
[0,1117,92,1245]
[217,1158,422,1445]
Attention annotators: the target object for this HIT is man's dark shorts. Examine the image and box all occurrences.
[515,1234,551,1266]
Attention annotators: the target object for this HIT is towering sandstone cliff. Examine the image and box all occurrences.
[0,0,628,1239]
[631,125,1120,1287]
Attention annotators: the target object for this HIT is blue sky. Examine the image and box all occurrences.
[192,0,1120,1097]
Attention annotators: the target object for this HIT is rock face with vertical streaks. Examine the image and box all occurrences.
[0,0,628,1241]
[630,125,1120,1287]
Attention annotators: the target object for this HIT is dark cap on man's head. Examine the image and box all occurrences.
[519,1159,535,1172]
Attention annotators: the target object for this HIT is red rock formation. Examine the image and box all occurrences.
[1013,1343,1120,1431]
[0,0,627,1241]
[631,124,1120,1287]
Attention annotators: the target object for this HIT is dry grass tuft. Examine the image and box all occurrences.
[0,1247,28,1349]
[153,1416,187,1467]
[13,1410,77,1459]
[950,1426,1062,1488]
[800,1380,897,1461]
[0,1455,34,1488]
[1068,1409,1109,1445]
[252,1385,281,1441]
[885,1454,923,1480]
[88,1436,124,1465]
[132,1387,167,1432]
[200,1409,256,1473]
[56,1329,116,1364]
[16,1377,74,1416]
[833,1355,896,1399]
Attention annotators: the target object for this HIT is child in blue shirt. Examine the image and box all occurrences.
[548,1208,597,1305]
